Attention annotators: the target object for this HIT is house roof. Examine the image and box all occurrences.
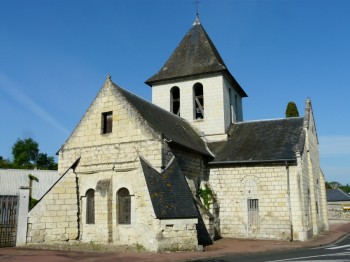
[327,189,350,202]
[140,156,199,219]
[145,18,247,97]
[112,80,211,156]
[209,117,305,164]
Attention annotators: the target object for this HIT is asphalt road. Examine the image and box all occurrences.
[193,233,350,262]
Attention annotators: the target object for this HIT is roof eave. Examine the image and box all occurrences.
[208,158,297,165]
[145,69,226,87]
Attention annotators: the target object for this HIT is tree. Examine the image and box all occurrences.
[0,155,12,168]
[36,153,57,170]
[325,181,332,189]
[9,138,57,170]
[12,138,39,169]
[285,101,299,118]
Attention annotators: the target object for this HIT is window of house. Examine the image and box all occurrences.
[247,199,259,227]
[193,83,204,119]
[102,111,113,134]
[170,86,180,116]
[118,188,131,224]
[86,189,95,224]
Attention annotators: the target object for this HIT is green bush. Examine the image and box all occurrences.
[285,101,299,117]
[29,196,39,210]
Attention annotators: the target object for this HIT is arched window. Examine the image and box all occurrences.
[170,86,180,116]
[193,83,204,119]
[117,188,131,224]
[86,189,95,224]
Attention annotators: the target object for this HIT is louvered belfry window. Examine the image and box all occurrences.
[247,199,259,227]
[193,83,204,119]
[118,188,131,224]
[102,111,113,134]
[170,86,180,116]
[86,189,95,224]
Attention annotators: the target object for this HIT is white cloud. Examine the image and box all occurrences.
[0,72,70,136]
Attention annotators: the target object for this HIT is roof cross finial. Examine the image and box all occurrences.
[193,0,201,17]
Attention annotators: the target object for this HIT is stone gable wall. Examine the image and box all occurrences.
[29,80,198,251]
[299,102,328,239]
[59,81,163,175]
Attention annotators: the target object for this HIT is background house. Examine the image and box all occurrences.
[327,189,350,220]
[0,169,59,199]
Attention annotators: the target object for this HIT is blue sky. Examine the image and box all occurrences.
[1,0,349,184]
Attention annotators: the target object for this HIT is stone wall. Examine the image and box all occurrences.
[209,164,293,240]
[28,79,199,251]
[300,100,329,238]
[327,201,350,220]
[157,219,198,251]
[27,168,79,243]
[59,79,163,175]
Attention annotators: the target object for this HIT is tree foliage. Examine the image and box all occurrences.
[326,181,350,193]
[285,101,300,118]
[0,138,57,170]
[0,156,12,168]
[12,138,39,169]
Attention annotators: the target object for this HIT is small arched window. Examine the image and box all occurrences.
[193,83,204,119]
[170,86,180,116]
[117,188,131,224]
[86,189,95,224]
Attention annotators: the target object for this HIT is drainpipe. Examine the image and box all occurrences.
[286,161,293,241]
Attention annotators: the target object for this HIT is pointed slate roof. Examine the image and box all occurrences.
[146,18,247,97]
[327,189,350,202]
[110,80,211,156]
[209,117,305,164]
[140,157,199,219]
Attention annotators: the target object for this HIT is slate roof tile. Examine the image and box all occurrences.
[210,117,305,164]
[327,189,350,202]
[145,18,247,97]
[140,157,199,219]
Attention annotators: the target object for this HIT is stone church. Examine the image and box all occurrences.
[26,17,328,251]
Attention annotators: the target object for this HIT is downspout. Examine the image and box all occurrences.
[286,161,293,241]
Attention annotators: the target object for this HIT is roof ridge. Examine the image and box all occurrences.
[110,81,185,121]
[109,79,211,156]
[236,117,304,124]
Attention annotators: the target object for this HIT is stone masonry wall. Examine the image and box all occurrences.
[327,201,350,220]
[156,219,198,251]
[27,168,79,243]
[210,164,293,240]
[49,79,198,251]
[301,101,329,237]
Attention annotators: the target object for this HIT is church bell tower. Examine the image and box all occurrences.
[146,17,247,142]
